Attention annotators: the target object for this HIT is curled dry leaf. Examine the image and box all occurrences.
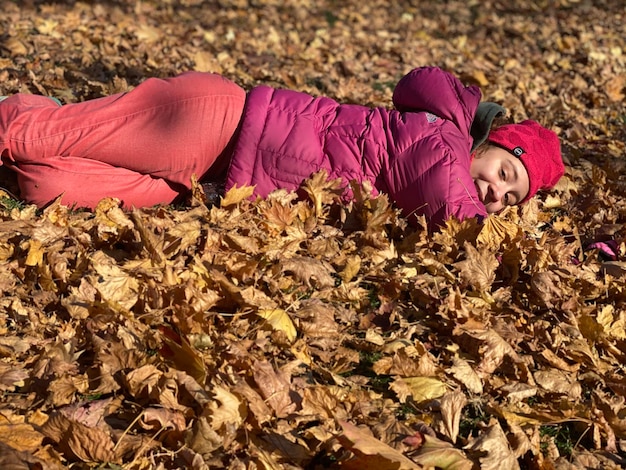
[438,391,467,444]
[411,433,474,470]
[464,420,520,470]
[256,308,297,343]
[337,420,421,470]
[40,412,121,463]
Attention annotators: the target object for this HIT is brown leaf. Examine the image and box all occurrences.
[454,242,498,292]
[207,384,245,431]
[252,360,298,418]
[232,380,273,425]
[160,327,207,384]
[0,364,28,391]
[461,328,522,376]
[185,416,223,458]
[464,420,520,470]
[0,440,62,470]
[89,251,139,311]
[534,369,582,399]
[447,357,484,394]
[278,256,336,288]
[337,420,421,470]
[438,391,467,444]
[0,423,45,453]
[477,213,522,251]
[411,433,474,470]
[139,407,187,433]
[40,412,120,463]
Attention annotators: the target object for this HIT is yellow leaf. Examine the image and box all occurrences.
[194,50,222,73]
[463,421,518,469]
[439,391,467,444]
[477,214,521,250]
[341,255,362,283]
[257,308,297,343]
[542,194,562,209]
[134,23,160,42]
[220,184,255,208]
[470,70,489,86]
[35,18,60,36]
[25,239,44,266]
[300,170,344,218]
[391,376,447,403]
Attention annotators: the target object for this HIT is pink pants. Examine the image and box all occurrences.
[0,72,246,208]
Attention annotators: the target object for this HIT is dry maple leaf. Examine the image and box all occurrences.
[88,251,139,311]
[462,328,523,377]
[2,1,626,467]
[447,357,484,394]
[0,423,45,454]
[454,242,499,293]
[300,170,344,219]
[252,360,298,418]
[220,184,255,208]
[40,412,122,463]
[477,212,522,251]
[278,256,336,288]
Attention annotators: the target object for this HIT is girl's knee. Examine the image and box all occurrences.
[171,71,246,102]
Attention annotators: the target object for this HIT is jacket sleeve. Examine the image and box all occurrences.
[392,67,481,141]
[383,118,488,232]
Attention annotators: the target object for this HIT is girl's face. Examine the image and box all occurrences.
[470,145,530,213]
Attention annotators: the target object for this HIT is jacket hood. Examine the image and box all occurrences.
[392,66,481,141]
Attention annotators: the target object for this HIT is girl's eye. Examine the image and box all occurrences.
[500,168,506,180]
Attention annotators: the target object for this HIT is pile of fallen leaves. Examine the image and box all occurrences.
[1,0,626,469]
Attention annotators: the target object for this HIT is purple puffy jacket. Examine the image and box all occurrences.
[224,66,488,229]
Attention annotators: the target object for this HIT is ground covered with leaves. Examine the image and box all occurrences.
[1,0,626,469]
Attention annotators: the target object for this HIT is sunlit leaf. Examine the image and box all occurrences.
[390,376,447,403]
[221,184,255,208]
[338,420,421,470]
[257,308,297,343]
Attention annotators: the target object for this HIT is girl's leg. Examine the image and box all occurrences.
[11,157,182,209]
[0,72,246,190]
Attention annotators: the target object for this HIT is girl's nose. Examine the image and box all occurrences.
[488,183,503,203]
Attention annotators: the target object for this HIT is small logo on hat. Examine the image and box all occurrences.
[512,146,525,157]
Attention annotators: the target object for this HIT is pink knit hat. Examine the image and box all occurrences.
[488,120,564,203]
